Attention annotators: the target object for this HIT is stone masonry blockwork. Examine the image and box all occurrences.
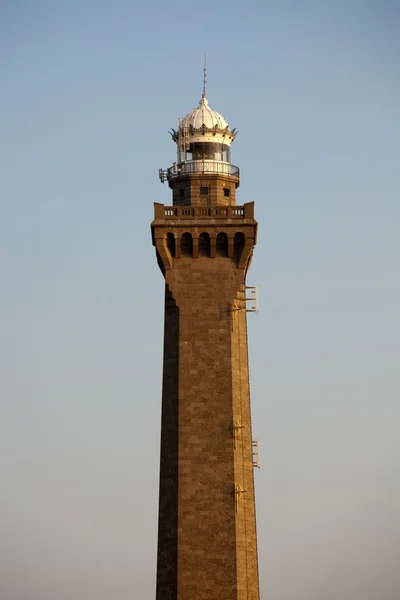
[152,205,259,599]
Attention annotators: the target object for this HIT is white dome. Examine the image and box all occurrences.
[184,96,229,130]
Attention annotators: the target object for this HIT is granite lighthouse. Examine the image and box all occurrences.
[151,72,260,600]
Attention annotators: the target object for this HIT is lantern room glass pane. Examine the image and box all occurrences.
[189,143,231,163]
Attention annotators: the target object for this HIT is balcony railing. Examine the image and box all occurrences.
[154,203,255,220]
[167,160,240,180]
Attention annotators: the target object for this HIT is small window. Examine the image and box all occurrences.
[200,186,209,195]
[223,188,230,197]
[180,188,185,196]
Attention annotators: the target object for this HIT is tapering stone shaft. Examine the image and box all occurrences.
[152,206,259,599]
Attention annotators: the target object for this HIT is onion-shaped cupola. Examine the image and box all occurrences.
[159,70,239,184]
[170,93,237,169]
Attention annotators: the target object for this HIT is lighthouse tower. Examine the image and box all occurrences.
[151,75,260,600]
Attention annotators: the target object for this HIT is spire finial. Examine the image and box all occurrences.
[202,54,207,99]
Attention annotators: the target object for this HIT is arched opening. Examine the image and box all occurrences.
[199,232,210,257]
[216,232,228,257]
[181,232,193,257]
[234,232,245,264]
[166,232,175,258]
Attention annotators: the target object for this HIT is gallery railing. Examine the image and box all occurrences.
[153,203,255,220]
[167,160,240,179]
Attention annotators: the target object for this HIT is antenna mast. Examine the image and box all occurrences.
[203,54,207,99]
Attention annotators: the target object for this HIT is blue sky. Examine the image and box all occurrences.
[1,1,399,598]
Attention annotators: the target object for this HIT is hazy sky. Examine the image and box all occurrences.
[1,1,399,598]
